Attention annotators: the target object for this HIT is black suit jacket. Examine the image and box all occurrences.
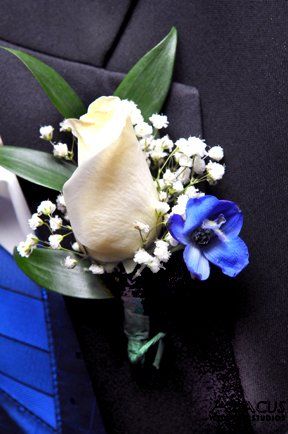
[1,1,287,433]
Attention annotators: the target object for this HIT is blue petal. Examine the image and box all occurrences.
[183,244,210,280]
[183,195,220,235]
[203,236,249,277]
[209,200,243,238]
[168,214,189,245]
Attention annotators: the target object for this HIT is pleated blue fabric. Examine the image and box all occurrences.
[0,245,105,434]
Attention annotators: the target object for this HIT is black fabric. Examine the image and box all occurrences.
[1,1,288,433]
[0,0,131,66]
[66,252,255,434]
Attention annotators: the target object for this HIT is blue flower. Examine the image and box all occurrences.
[168,195,249,280]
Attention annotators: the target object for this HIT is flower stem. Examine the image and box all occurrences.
[156,147,178,180]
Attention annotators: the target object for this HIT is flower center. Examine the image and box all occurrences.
[191,214,227,246]
[191,228,214,245]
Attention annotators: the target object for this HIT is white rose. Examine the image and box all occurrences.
[63,96,158,262]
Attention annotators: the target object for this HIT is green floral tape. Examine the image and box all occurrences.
[122,296,166,368]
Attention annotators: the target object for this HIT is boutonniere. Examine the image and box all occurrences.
[0,28,249,368]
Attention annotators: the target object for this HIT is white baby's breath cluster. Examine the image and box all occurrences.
[17,121,88,269]
[39,125,54,141]
[117,102,226,277]
[17,197,75,262]
[17,234,39,258]
[39,124,74,161]
[20,101,225,279]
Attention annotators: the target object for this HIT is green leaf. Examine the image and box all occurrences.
[1,47,86,118]
[0,146,75,191]
[114,27,177,120]
[14,248,113,299]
